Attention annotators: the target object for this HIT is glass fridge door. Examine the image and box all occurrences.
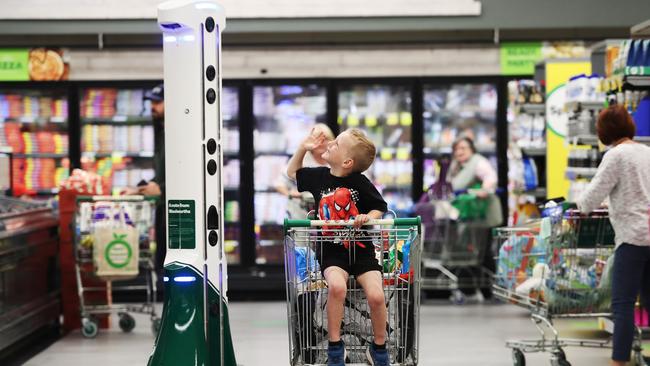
[422,83,498,189]
[79,86,156,195]
[222,86,241,265]
[253,84,327,265]
[0,88,70,195]
[338,84,413,217]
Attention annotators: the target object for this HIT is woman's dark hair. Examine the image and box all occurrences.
[452,136,477,154]
[597,105,636,145]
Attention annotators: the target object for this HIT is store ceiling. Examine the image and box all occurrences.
[0,0,646,48]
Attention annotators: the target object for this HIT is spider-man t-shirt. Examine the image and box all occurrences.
[296,167,387,276]
[296,167,387,217]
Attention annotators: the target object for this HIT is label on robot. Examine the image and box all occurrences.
[168,200,196,249]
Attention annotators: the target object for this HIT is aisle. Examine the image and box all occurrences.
[24,301,613,366]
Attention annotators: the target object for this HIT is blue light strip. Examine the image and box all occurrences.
[173,276,197,283]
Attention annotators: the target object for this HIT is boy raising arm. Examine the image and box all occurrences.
[287,128,389,366]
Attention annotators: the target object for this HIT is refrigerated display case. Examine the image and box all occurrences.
[422,83,498,189]
[78,85,157,195]
[222,86,241,265]
[0,87,70,195]
[337,84,413,216]
[252,84,327,265]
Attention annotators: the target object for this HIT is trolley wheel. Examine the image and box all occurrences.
[151,317,162,335]
[119,313,136,333]
[512,348,525,366]
[450,290,465,305]
[633,350,648,366]
[81,317,99,339]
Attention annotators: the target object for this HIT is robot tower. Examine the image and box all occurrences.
[148,1,236,365]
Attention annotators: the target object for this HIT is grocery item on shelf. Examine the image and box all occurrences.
[0,94,68,122]
[82,125,154,154]
[223,159,240,188]
[254,155,288,191]
[566,74,605,103]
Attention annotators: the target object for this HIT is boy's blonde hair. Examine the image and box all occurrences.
[346,128,376,172]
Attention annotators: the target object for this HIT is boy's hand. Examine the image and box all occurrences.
[302,130,327,152]
[353,214,370,229]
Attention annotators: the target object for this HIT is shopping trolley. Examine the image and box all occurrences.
[73,195,161,338]
[416,193,495,304]
[284,217,422,365]
[493,208,647,366]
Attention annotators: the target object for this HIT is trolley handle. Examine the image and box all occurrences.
[76,195,159,203]
[284,217,421,228]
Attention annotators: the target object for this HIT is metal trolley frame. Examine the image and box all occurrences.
[417,196,494,304]
[73,195,161,338]
[284,217,422,366]
[493,209,647,366]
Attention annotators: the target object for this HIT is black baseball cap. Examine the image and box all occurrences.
[144,84,164,101]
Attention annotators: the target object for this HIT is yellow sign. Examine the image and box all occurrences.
[347,114,359,127]
[386,113,399,126]
[365,114,378,127]
[545,60,591,200]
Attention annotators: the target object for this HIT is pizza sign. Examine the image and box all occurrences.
[0,48,69,81]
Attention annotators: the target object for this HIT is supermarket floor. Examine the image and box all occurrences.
[24,300,637,366]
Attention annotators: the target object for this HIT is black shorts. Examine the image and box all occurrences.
[317,240,382,277]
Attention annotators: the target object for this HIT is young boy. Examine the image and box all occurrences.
[287,128,389,366]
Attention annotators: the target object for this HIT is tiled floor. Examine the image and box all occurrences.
[24,300,630,366]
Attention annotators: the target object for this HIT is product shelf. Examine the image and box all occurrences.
[565,167,598,180]
[519,103,546,114]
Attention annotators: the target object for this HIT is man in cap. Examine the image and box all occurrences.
[125,84,166,298]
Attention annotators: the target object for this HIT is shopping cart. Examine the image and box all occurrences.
[284,216,422,366]
[416,194,495,304]
[493,208,647,366]
[73,195,161,338]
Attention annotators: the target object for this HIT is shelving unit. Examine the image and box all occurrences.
[565,167,598,180]
[518,103,545,114]
[0,77,510,296]
[78,85,157,195]
[0,87,70,194]
[507,78,548,225]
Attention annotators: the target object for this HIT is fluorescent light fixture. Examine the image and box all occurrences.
[182,35,196,42]
[163,35,177,43]
[174,276,197,283]
[195,3,218,10]
[163,276,170,282]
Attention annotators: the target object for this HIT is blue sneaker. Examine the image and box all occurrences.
[366,343,389,366]
[327,340,346,366]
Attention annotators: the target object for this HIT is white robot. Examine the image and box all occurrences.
[148,1,236,365]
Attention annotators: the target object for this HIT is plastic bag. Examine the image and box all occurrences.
[295,247,319,283]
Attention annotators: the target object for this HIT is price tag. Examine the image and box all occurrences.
[400,112,412,126]
[347,114,359,127]
[386,113,399,126]
[396,147,410,160]
[365,114,378,127]
[380,148,393,160]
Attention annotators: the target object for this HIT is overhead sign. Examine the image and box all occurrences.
[0,48,69,81]
[0,49,29,81]
[500,42,542,75]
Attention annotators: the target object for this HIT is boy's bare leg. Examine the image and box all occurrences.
[356,270,386,345]
[324,266,349,342]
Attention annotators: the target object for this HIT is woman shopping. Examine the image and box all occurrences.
[448,136,502,227]
[576,105,650,366]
